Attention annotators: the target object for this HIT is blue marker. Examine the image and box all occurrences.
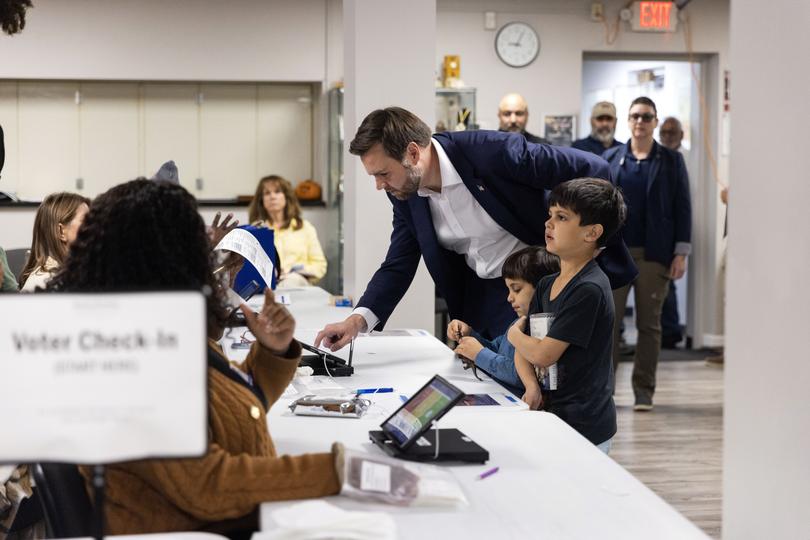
[355,387,394,395]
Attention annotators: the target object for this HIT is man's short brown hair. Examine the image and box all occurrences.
[349,107,432,160]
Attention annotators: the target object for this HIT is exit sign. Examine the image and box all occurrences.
[631,1,679,32]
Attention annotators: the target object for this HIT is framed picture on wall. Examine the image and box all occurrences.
[544,115,576,146]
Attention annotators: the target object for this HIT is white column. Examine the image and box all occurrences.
[724,2,810,538]
[342,0,436,331]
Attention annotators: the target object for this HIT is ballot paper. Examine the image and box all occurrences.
[530,313,557,390]
[214,228,275,287]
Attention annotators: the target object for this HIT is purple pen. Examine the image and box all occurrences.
[477,466,499,480]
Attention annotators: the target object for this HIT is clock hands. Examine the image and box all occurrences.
[509,30,525,47]
[497,23,538,67]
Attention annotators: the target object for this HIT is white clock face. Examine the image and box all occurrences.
[495,22,540,68]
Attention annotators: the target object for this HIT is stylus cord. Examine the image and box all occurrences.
[432,419,440,460]
[322,352,333,378]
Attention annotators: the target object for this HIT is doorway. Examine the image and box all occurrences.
[581,54,719,352]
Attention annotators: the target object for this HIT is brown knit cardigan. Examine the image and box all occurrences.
[82,340,340,534]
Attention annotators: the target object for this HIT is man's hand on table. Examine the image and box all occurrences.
[314,314,367,351]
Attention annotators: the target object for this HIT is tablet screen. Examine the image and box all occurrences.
[380,375,464,449]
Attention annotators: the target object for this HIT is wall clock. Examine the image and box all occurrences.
[495,21,540,68]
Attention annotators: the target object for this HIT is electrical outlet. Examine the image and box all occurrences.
[484,11,496,30]
[591,1,604,21]
[195,177,204,191]
[75,177,84,190]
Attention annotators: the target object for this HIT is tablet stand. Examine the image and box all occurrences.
[431,419,440,460]
[368,417,490,464]
[299,340,354,377]
[91,465,105,540]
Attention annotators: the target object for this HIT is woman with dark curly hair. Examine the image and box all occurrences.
[49,179,342,536]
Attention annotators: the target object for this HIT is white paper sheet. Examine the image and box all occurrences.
[214,228,275,287]
[0,292,207,463]
[258,500,396,540]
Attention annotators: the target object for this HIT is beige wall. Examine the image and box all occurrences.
[0,0,328,82]
[723,1,810,537]
[341,0,436,332]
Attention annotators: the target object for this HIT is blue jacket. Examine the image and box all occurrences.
[471,327,524,396]
[603,141,692,266]
[356,130,638,337]
[571,135,621,156]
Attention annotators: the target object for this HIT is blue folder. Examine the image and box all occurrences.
[233,225,278,293]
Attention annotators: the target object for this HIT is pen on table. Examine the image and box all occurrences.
[476,466,499,480]
[355,387,394,395]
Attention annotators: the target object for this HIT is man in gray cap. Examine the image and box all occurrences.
[572,101,622,156]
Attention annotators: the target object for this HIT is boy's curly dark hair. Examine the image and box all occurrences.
[502,246,560,285]
[48,178,228,331]
[1,0,33,35]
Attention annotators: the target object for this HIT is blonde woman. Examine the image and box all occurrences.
[248,175,327,287]
[20,192,90,291]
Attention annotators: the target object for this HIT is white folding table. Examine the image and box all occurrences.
[223,287,708,540]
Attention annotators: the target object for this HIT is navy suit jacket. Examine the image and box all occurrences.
[357,130,638,337]
[603,141,692,267]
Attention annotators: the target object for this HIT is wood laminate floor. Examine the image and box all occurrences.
[612,359,724,539]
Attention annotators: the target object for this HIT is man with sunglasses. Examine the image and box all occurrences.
[572,101,623,156]
[602,97,692,412]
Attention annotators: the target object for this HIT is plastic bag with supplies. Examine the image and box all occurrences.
[339,449,468,507]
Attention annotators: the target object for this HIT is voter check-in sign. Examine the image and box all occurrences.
[0,292,208,464]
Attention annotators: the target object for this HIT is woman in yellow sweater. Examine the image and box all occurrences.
[248,175,327,287]
[49,179,341,536]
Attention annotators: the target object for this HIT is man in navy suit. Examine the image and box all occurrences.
[315,107,637,351]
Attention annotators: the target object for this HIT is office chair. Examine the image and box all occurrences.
[31,463,94,538]
[3,247,29,282]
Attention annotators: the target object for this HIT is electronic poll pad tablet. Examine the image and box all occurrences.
[381,375,464,450]
[370,375,489,463]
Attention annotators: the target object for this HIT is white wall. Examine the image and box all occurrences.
[436,0,728,133]
[723,1,810,537]
[342,0,436,332]
[0,0,327,82]
[581,59,697,144]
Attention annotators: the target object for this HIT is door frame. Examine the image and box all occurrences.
[582,51,723,350]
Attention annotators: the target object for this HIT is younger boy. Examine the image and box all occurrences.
[507,178,627,454]
[448,246,559,397]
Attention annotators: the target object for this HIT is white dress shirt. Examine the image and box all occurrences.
[353,138,527,332]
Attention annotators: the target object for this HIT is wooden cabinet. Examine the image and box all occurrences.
[0,81,314,200]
